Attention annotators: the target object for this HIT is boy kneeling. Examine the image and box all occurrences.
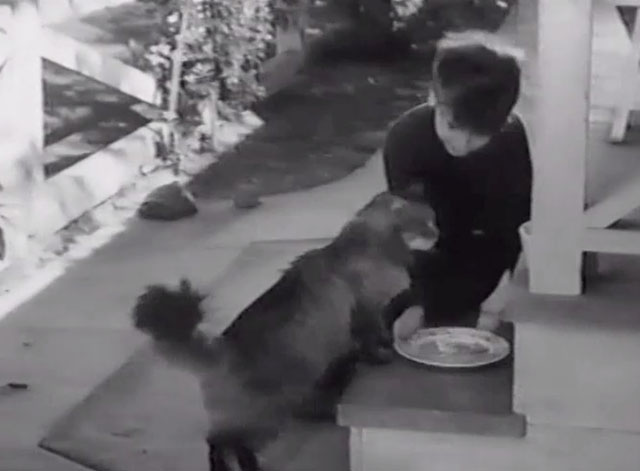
[383,31,532,337]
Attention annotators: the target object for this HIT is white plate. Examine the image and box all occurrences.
[394,327,511,368]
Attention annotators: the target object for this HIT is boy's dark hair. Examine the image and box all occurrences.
[433,31,523,135]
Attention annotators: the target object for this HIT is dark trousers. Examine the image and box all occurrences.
[387,236,519,329]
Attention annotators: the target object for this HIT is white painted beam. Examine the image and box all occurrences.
[583,169,640,228]
[41,27,160,106]
[354,424,640,471]
[525,0,592,295]
[29,123,161,238]
[582,228,640,254]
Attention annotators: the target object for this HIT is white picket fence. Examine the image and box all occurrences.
[0,0,309,273]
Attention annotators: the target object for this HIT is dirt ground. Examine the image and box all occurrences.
[187,56,433,199]
[188,0,515,200]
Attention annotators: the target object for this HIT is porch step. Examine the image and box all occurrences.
[338,256,640,471]
[338,323,524,439]
[509,256,640,434]
[352,423,640,471]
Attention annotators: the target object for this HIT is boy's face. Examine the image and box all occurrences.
[431,83,491,157]
[433,103,491,157]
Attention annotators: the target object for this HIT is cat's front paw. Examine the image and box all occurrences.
[360,344,394,364]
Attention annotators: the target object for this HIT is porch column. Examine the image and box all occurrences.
[0,0,45,264]
[526,0,593,295]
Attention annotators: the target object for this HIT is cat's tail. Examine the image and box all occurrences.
[132,278,219,369]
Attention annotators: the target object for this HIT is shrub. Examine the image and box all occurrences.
[334,0,513,43]
[391,0,426,30]
[333,0,426,32]
[142,0,277,117]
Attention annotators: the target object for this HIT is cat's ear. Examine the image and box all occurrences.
[391,183,424,202]
[390,198,406,211]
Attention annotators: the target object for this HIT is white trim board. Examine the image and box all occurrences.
[30,122,161,238]
[583,168,640,228]
[39,0,135,25]
[42,27,160,105]
[582,227,640,254]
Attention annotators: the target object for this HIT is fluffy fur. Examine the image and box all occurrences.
[131,191,437,471]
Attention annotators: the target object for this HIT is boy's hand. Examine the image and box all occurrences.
[477,270,511,332]
[476,310,501,332]
[480,270,511,314]
[393,306,425,341]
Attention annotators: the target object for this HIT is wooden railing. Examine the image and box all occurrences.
[0,0,311,271]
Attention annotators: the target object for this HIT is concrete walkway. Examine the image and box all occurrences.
[0,150,386,467]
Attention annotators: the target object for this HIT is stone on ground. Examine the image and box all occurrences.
[233,186,262,210]
[137,182,198,221]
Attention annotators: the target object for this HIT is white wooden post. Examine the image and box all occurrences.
[349,428,365,471]
[0,0,45,266]
[526,0,592,295]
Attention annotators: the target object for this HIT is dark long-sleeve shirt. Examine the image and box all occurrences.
[383,103,532,272]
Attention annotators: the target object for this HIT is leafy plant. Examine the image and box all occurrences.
[141,0,277,118]
[391,0,426,30]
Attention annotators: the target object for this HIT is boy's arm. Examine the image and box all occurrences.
[488,121,533,271]
[477,124,532,328]
[501,122,532,233]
